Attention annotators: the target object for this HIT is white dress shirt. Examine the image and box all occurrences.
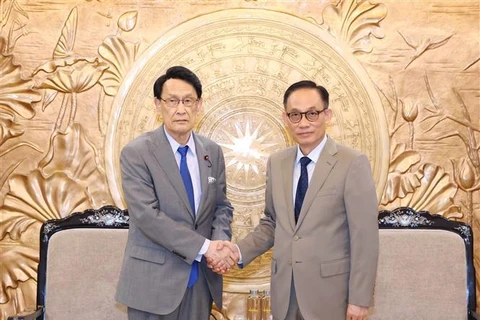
[292,135,328,203]
[164,128,209,260]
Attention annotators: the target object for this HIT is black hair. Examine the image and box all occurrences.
[282,80,329,109]
[153,66,202,99]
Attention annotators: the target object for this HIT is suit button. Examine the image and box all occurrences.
[293,236,300,241]
[288,259,292,265]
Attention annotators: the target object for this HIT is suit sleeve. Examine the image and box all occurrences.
[236,157,275,266]
[121,143,205,264]
[344,154,379,307]
[210,145,234,241]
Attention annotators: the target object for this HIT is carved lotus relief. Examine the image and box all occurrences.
[0,123,112,242]
[0,247,38,305]
[33,56,108,130]
[98,11,141,96]
[0,35,43,192]
[381,143,461,218]
[452,158,478,191]
[0,250,37,318]
[38,124,113,208]
[32,7,109,130]
[34,57,108,94]
[0,37,41,120]
[0,170,91,240]
[98,36,141,96]
[382,143,421,202]
[451,157,480,225]
[0,168,91,315]
[320,0,387,53]
[0,121,113,317]
[0,169,91,316]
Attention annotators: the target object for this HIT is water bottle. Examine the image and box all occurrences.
[261,290,272,320]
[247,289,261,320]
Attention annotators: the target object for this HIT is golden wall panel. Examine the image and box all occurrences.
[0,0,478,318]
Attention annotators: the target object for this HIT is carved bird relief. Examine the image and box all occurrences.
[398,30,453,69]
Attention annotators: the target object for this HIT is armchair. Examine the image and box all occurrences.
[8,206,129,320]
[371,207,477,319]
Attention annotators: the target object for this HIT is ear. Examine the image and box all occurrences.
[196,97,204,114]
[324,108,333,124]
[154,98,162,113]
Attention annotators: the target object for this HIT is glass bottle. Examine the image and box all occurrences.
[261,290,272,320]
[247,289,261,320]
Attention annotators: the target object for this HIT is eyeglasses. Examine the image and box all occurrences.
[160,97,199,108]
[286,109,327,123]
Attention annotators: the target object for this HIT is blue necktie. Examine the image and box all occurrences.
[294,157,311,224]
[178,146,198,288]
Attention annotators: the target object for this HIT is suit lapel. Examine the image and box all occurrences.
[281,148,297,231]
[148,125,195,220]
[193,134,211,220]
[295,138,338,231]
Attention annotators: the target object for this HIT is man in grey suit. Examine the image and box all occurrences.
[216,80,379,320]
[116,66,237,319]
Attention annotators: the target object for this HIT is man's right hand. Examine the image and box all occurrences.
[205,241,239,274]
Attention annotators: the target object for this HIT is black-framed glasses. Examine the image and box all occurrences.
[160,97,199,108]
[286,109,327,123]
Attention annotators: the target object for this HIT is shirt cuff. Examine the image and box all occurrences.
[235,244,243,265]
[196,239,210,262]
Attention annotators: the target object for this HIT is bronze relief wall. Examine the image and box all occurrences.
[0,0,478,318]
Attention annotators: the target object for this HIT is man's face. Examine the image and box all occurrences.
[282,88,332,155]
[155,78,202,142]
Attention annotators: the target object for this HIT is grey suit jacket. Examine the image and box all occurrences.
[237,137,379,320]
[116,125,233,315]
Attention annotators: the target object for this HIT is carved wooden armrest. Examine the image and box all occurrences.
[7,306,44,320]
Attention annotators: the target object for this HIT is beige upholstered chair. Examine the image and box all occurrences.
[8,206,130,320]
[8,206,478,319]
[7,206,225,320]
[370,207,477,320]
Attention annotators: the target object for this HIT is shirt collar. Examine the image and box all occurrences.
[295,135,328,165]
[163,127,197,157]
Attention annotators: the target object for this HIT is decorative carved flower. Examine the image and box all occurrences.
[381,163,461,218]
[452,157,477,191]
[98,36,141,96]
[117,11,138,33]
[0,170,91,240]
[34,56,108,93]
[0,247,38,304]
[321,0,387,53]
[38,123,113,207]
[382,143,421,203]
[0,37,41,119]
[401,98,419,122]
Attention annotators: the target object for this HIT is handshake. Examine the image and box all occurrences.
[204,240,240,274]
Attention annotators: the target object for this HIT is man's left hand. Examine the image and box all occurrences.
[346,304,369,320]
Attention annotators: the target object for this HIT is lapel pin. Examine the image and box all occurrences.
[204,155,212,167]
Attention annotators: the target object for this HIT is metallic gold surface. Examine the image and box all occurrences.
[0,1,478,318]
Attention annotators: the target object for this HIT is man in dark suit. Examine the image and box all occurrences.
[116,66,236,319]
[220,80,379,320]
